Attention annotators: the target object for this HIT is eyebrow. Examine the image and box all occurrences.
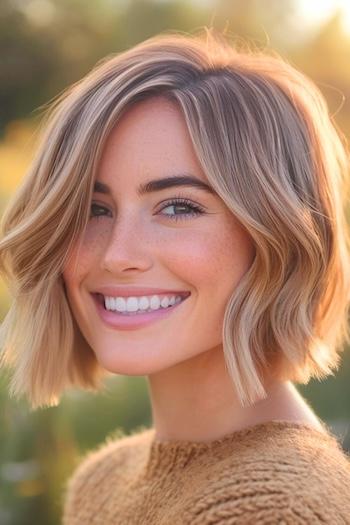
[93,174,216,197]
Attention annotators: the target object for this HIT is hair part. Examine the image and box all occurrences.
[0,29,349,409]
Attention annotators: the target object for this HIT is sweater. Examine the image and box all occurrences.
[61,419,350,524]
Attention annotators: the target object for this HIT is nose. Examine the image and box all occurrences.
[100,212,153,274]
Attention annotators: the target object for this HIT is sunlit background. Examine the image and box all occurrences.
[0,1,349,524]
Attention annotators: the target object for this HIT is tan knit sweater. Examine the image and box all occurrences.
[62,420,350,524]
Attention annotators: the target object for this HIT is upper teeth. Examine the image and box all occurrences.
[104,294,184,313]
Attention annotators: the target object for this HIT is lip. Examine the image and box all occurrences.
[91,292,190,331]
[93,286,191,298]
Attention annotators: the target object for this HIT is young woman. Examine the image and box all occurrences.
[0,30,349,524]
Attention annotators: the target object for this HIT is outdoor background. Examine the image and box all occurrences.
[0,1,349,524]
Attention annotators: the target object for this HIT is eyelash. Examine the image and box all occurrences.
[158,197,205,221]
[89,196,206,222]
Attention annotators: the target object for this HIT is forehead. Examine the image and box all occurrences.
[96,96,209,186]
[102,96,189,154]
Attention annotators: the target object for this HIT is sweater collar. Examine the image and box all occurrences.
[143,419,334,477]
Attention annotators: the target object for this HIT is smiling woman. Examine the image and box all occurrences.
[62,95,256,377]
[0,29,350,524]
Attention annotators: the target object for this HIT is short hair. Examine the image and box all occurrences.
[0,30,349,409]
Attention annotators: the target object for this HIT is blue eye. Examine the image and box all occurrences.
[159,198,205,221]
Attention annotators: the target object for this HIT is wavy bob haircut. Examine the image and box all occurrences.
[0,30,349,409]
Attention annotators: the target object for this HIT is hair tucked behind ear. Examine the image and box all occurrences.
[0,29,349,409]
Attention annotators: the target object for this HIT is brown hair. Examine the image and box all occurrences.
[0,30,349,409]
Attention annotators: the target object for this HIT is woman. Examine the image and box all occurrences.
[0,30,349,524]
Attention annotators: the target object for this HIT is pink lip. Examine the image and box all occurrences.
[91,293,190,331]
[93,286,191,298]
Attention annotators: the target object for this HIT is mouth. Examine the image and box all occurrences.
[93,292,190,313]
[91,292,191,330]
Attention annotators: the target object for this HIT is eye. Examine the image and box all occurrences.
[89,203,112,219]
[89,198,207,221]
[158,198,206,221]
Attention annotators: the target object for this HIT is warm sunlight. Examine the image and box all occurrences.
[297,0,350,33]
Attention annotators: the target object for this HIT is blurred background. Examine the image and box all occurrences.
[0,0,350,524]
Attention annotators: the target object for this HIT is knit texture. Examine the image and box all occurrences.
[62,420,350,524]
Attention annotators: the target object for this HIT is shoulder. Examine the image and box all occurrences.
[61,426,152,524]
[185,423,350,524]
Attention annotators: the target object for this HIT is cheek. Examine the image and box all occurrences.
[62,223,111,284]
[161,221,254,289]
[164,231,218,280]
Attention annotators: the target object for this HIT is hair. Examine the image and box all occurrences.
[0,29,349,410]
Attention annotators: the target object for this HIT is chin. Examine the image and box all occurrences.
[92,348,162,376]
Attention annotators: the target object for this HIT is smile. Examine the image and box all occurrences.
[91,292,190,331]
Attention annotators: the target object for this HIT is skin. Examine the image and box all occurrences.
[63,96,325,442]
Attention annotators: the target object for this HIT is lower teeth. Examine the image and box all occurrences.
[119,307,170,315]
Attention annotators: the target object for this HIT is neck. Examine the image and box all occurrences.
[146,345,323,442]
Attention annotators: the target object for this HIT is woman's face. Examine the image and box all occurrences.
[62,96,256,375]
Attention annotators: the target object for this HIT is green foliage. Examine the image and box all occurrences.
[0,373,152,525]
[298,349,350,450]
[0,0,209,136]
